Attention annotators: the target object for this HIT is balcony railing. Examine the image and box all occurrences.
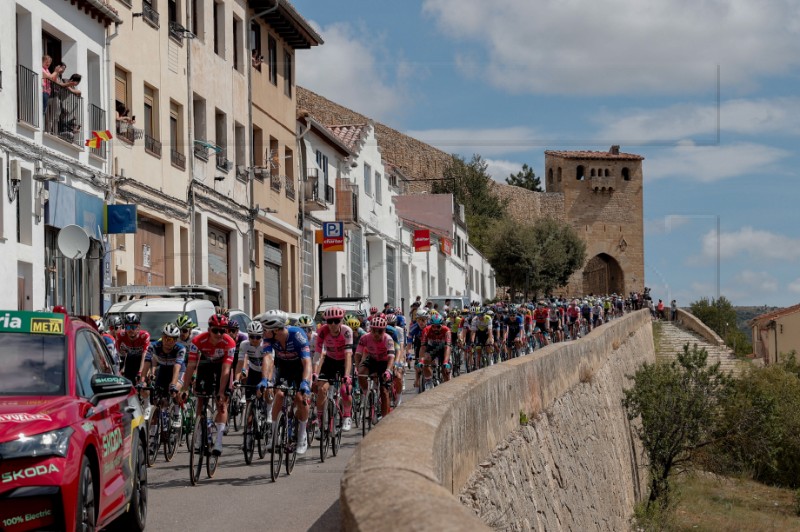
[44,85,83,147]
[285,175,295,200]
[171,149,186,170]
[88,104,106,158]
[270,172,281,192]
[193,140,209,161]
[142,2,160,28]
[324,184,334,203]
[17,64,39,127]
[144,134,162,157]
[215,148,231,172]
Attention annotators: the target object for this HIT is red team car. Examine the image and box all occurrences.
[0,310,147,531]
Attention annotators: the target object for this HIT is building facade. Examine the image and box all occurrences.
[750,304,800,365]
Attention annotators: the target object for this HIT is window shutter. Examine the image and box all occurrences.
[115,68,127,105]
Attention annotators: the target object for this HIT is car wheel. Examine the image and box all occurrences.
[76,456,96,532]
[115,437,147,530]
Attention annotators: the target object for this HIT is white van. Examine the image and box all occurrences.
[426,295,470,313]
[105,298,216,337]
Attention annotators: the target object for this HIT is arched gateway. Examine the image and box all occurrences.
[582,253,624,295]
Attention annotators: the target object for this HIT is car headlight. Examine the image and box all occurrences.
[0,427,73,460]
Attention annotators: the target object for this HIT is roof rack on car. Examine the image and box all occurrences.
[104,284,223,306]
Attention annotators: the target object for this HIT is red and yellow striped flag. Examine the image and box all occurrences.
[93,130,113,141]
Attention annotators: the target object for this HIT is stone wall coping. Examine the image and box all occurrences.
[340,310,653,530]
[675,308,726,346]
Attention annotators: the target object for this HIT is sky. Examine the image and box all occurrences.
[292,0,800,308]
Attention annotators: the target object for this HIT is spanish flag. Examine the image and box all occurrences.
[85,130,113,148]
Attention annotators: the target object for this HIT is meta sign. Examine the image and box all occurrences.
[322,221,344,252]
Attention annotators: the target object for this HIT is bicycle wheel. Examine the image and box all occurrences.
[332,401,342,457]
[146,407,161,467]
[243,402,256,465]
[164,405,181,462]
[189,416,204,486]
[286,416,298,475]
[361,392,369,437]
[230,388,244,432]
[257,401,269,460]
[352,390,361,428]
[319,400,330,462]
[306,402,317,446]
[369,390,378,426]
[206,421,219,478]
[270,412,285,482]
[182,399,195,447]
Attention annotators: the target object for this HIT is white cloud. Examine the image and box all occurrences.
[402,126,543,157]
[645,142,790,182]
[733,270,778,293]
[788,278,800,294]
[484,158,525,182]
[422,0,800,95]
[598,98,800,144]
[699,227,800,262]
[296,22,409,121]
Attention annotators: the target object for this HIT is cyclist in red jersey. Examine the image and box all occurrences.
[116,313,151,384]
[183,313,236,455]
[419,313,452,383]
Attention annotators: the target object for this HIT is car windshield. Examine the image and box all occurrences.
[108,311,197,337]
[0,333,66,396]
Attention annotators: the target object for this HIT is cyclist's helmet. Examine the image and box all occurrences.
[162,323,181,338]
[461,307,470,314]
[297,314,314,328]
[215,307,230,317]
[472,306,481,314]
[369,306,378,315]
[176,314,196,330]
[393,307,403,315]
[261,309,288,331]
[345,315,361,329]
[430,314,444,326]
[370,316,387,329]
[95,319,105,333]
[324,307,345,320]
[228,320,240,331]
[415,308,429,320]
[124,313,140,325]
[246,321,264,335]
[208,313,229,328]
[385,313,397,325]
[110,316,124,328]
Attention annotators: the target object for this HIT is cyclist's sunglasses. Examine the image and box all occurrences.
[248,334,262,340]
[210,327,226,335]
[125,324,138,330]
[326,318,341,325]
[180,328,192,334]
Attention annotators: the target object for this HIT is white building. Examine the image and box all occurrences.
[0,0,121,313]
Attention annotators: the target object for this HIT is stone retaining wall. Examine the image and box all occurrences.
[341,310,655,530]
[675,308,725,346]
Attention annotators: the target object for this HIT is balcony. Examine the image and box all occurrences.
[285,175,295,200]
[303,185,326,212]
[270,172,281,192]
[116,119,141,144]
[336,178,359,226]
[193,140,209,161]
[215,148,231,172]
[44,85,83,147]
[142,2,160,28]
[88,104,106,159]
[17,65,39,127]
[171,149,186,170]
[144,134,162,158]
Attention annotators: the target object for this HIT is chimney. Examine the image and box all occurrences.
[610,145,620,155]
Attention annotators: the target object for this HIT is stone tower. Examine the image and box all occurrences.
[544,146,644,297]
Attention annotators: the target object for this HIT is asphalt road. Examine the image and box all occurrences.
[145,370,418,532]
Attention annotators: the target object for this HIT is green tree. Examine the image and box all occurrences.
[689,296,752,357]
[506,163,542,192]
[622,344,733,510]
[432,154,507,253]
[529,217,586,295]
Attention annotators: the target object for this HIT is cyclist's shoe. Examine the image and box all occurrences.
[315,427,322,440]
[342,417,352,432]
[296,437,308,455]
[143,406,152,421]
[212,439,223,456]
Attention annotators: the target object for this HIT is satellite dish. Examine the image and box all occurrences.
[57,225,91,259]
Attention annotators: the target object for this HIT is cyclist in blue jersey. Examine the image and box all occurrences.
[142,323,187,427]
[258,309,312,455]
[385,313,405,401]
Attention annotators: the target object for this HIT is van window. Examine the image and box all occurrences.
[107,310,198,338]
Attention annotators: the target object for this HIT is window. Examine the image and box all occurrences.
[215,109,228,170]
[144,85,157,138]
[74,333,99,398]
[213,1,224,57]
[252,125,263,168]
[232,15,242,71]
[622,167,630,181]
[192,93,207,159]
[316,150,329,194]
[364,163,372,196]
[250,21,261,70]
[170,101,185,169]
[114,66,131,128]
[375,171,382,204]
[168,0,179,39]
[234,121,245,172]
[191,0,203,39]
[576,165,585,181]
[268,36,277,85]
[283,50,293,97]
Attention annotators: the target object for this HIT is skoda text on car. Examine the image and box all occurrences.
[0,309,148,531]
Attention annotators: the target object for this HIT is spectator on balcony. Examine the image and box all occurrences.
[42,55,55,116]
[251,49,263,69]
[115,101,135,131]
[57,73,83,139]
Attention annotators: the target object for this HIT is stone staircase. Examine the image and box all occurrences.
[656,321,747,377]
